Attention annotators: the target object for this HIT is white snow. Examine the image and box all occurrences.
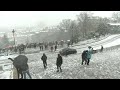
[92,34,120,45]
[94,34,120,50]
[102,38,120,48]
[0,54,18,60]
[0,54,17,79]
[0,64,13,79]
[108,23,120,26]
[0,70,13,79]
[1,34,120,79]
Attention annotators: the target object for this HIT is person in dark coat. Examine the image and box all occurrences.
[100,45,103,52]
[54,45,57,51]
[41,53,47,69]
[39,43,42,51]
[8,55,32,79]
[21,64,32,79]
[86,46,93,65]
[41,43,44,51]
[81,50,88,65]
[56,54,63,72]
[51,46,53,52]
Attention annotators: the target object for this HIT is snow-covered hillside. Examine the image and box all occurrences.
[0,54,18,79]
[1,34,120,79]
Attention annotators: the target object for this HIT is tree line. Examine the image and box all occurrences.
[32,11,120,44]
[1,11,120,49]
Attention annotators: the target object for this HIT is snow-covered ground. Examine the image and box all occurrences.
[27,49,120,79]
[72,34,120,53]
[27,34,120,79]
[93,34,120,49]
[0,54,18,79]
[0,54,18,60]
[0,64,13,79]
[1,34,120,79]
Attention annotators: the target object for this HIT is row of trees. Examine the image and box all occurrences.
[1,11,120,49]
[54,12,110,43]
[47,11,120,43]
[22,11,120,44]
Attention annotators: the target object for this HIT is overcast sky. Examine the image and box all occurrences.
[0,11,119,31]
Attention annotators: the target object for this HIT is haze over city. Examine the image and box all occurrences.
[1,11,120,79]
[0,11,119,32]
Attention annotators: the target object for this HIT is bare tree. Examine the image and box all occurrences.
[57,19,72,32]
[69,20,79,43]
[112,12,120,23]
[57,19,72,40]
[77,11,93,38]
[96,22,109,36]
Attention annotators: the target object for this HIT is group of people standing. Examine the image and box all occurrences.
[41,53,63,72]
[40,46,95,72]
[38,41,59,52]
[82,46,93,65]
[82,45,104,65]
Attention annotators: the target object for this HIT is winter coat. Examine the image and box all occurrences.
[41,55,47,62]
[56,56,63,66]
[87,49,92,59]
[55,45,57,49]
[20,64,29,71]
[82,50,88,60]
[13,55,28,69]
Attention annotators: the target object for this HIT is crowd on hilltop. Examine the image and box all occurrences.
[0,40,73,55]
[6,38,105,79]
[9,45,104,79]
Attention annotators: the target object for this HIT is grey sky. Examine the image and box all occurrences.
[0,11,119,30]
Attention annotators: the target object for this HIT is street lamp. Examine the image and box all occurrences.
[12,29,15,46]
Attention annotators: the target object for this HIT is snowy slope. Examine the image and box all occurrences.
[27,49,120,79]
[1,34,120,79]
[0,54,18,79]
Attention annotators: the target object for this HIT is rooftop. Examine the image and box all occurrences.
[108,23,120,26]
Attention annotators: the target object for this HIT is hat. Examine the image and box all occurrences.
[88,46,91,48]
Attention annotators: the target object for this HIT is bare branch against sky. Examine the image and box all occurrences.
[0,11,119,32]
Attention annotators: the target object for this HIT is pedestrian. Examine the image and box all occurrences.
[39,43,42,51]
[56,54,63,72]
[22,64,32,79]
[41,45,44,51]
[81,50,88,65]
[55,45,57,51]
[86,46,93,65]
[8,55,30,79]
[100,45,103,52]
[41,53,47,69]
[51,46,53,52]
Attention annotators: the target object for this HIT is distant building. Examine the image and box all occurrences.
[107,23,120,34]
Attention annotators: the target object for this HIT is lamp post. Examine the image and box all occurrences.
[12,29,15,46]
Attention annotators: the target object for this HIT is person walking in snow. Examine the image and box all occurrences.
[86,46,93,65]
[41,53,47,69]
[54,45,57,51]
[100,45,103,52]
[81,50,88,65]
[51,46,53,52]
[22,64,32,79]
[56,54,63,72]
